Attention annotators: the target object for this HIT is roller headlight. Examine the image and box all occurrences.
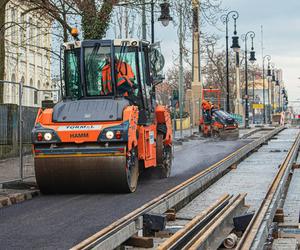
[105,131,114,139]
[44,132,52,141]
[32,124,61,144]
[98,121,129,142]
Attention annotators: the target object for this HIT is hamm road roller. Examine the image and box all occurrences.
[32,39,173,193]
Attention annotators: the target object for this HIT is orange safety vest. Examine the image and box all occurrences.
[101,60,135,95]
[202,100,212,111]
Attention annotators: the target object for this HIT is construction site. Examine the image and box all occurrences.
[1,0,300,250]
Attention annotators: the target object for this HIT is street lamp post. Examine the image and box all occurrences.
[266,59,272,123]
[252,65,255,123]
[221,11,240,113]
[157,0,173,41]
[130,0,172,42]
[271,65,276,115]
[262,55,271,124]
[275,70,281,112]
[242,31,256,128]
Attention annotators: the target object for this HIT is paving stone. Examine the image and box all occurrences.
[284,168,300,224]
[176,129,298,218]
[272,238,298,250]
[9,193,25,204]
[0,196,11,207]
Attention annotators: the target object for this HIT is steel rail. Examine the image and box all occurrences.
[186,193,247,250]
[236,130,300,250]
[157,194,231,250]
[71,126,284,250]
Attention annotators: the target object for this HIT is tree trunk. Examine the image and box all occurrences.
[0,1,8,103]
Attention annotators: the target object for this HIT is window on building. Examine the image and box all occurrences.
[11,74,16,103]
[37,80,41,105]
[29,78,33,106]
[29,17,33,46]
[11,8,16,42]
[37,22,41,47]
[20,14,26,46]
[34,90,38,104]
[21,76,25,105]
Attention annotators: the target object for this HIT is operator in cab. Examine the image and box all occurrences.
[101,56,136,97]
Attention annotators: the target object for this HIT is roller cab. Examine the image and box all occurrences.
[32,39,172,193]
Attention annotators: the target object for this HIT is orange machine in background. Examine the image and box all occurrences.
[199,88,239,140]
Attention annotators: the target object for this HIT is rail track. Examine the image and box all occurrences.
[236,130,300,249]
[71,126,288,250]
[157,193,247,250]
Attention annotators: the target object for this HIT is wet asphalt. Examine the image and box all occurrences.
[0,138,250,249]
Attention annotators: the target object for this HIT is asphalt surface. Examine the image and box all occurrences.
[0,138,250,249]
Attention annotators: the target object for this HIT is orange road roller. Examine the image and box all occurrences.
[32,39,173,193]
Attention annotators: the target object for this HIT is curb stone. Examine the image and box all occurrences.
[0,190,40,208]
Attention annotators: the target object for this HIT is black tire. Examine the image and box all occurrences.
[125,148,139,192]
[156,133,172,178]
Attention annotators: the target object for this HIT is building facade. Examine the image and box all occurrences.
[4,0,52,107]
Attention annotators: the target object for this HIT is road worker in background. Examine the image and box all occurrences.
[202,99,213,124]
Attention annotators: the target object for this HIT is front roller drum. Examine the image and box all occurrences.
[219,129,239,141]
[34,151,139,193]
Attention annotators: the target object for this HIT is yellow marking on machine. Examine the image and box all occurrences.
[34,153,126,159]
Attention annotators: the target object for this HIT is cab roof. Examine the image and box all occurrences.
[63,39,150,50]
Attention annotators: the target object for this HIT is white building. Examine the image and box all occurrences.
[4,0,52,107]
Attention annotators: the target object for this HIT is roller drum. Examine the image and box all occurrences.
[34,155,131,193]
[219,129,239,141]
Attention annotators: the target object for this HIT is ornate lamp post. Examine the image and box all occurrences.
[266,59,272,122]
[137,0,172,42]
[221,11,240,113]
[271,65,276,115]
[242,31,256,128]
[275,70,281,112]
[251,63,256,123]
[262,55,271,123]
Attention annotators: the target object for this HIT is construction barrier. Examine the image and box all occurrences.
[175,116,191,130]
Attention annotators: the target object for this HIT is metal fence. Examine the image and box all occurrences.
[0,80,58,185]
[0,106,9,144]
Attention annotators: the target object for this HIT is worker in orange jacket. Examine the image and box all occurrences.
[202,100,213,124]
[101,58,135,96]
